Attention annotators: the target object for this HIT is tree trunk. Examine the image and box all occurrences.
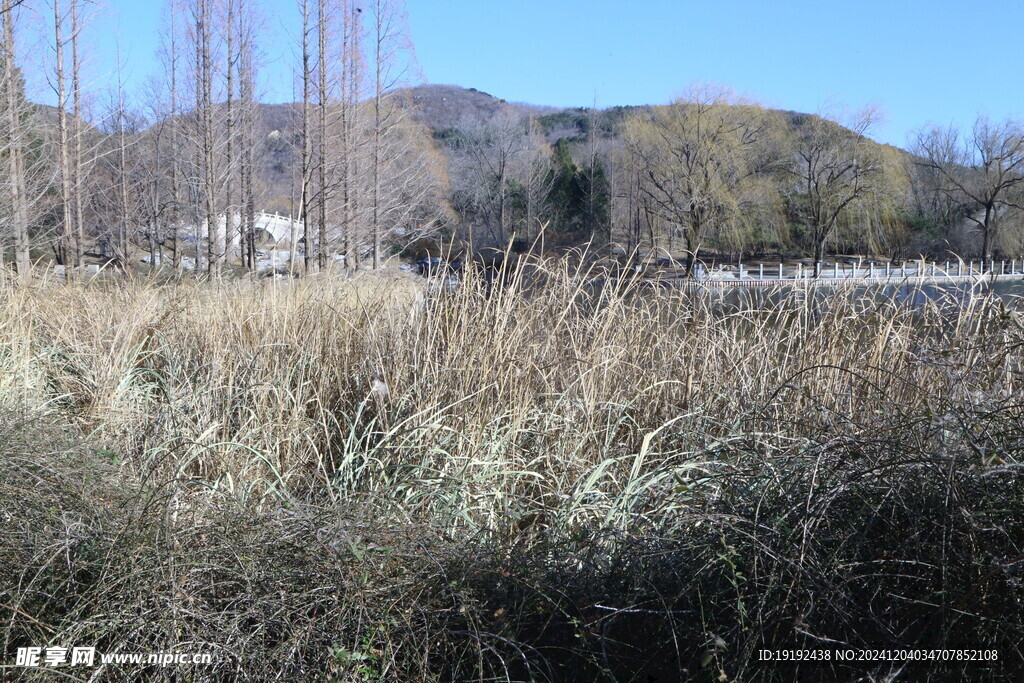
[71,0,83,269]
[202,0,218,278]
[982,205,993,264]
[340,0,360,271]
[3,0,29,280]
[225,0,235,270]
[54,0,75,276]
[117,81,129,269]
[168,6,181,271]
[814,238,826,277]
[300,0,312,274]
[240,23,256,272]
[316,0,328,271]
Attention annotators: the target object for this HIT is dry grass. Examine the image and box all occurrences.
[1,256,1023,680]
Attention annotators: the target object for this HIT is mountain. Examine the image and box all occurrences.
[401,84,559,131]
[63,85,906,228]
[393,84,908,155]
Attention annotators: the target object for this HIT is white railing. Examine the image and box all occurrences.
[680,259,1024,288]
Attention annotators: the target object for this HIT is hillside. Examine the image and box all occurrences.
[401,84,559,130]
[396,84,908,152]
[34,85,907,243]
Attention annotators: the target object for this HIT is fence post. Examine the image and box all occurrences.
[779,262,783,280]
[886,262,891,279]
[1001,260,1006,276]
[739,262,744,278]
[958,261,962,277]
[834,261,838,279]
[931,262,936,277]
[797,263,802,279]
[759,263,763,279]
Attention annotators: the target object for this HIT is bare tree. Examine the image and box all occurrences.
[184,0,222,276]
[373,105,450,251]
[455,109,534,248]
[613,129,649,255]
[521,116,553,242]
[86,62,147,272]
[339,0,362,269]
[70,0,85,268]
[52,0,75,272]
[223,0,235,271]
[1,0,29,278]
[912,116,1024,261]
[165,1,184,269]
[314,0,330,270]
[113,43,134,267]
[235,0,260,271]
[368,0,416,268]
[298,0,312,273]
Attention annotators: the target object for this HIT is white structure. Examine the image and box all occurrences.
[141,212,307,272]
[209,212,303,255]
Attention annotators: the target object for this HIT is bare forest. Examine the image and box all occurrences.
[0,0,450,279]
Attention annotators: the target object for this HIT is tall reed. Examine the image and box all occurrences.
[1,259,1022,679]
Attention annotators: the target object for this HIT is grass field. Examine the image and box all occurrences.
[2,258,1023,680]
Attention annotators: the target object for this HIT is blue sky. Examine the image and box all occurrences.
[30,0,1024,147]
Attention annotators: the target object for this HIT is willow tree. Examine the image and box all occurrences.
[786,109,902,274]
[623,86,777,274]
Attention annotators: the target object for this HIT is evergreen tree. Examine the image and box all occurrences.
[545,138,610,238]
[579,156,610,239]
[546,139,583,233]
